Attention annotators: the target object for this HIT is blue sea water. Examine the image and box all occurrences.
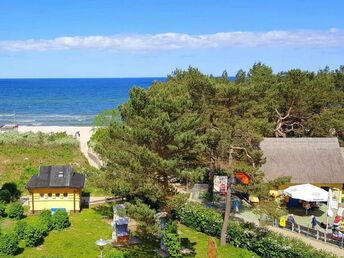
[0,78,165,126]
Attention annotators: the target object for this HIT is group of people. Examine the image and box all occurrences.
[286,213,344,238]
[286,214,317,229]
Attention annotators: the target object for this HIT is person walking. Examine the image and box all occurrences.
[311,215,317,229]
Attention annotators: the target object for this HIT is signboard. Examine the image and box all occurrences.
[214,176,228,195]
[331,188,340,210]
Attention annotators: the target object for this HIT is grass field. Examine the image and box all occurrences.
[6,208,257,258]
[178,224,259,258]
[0,135,103,195]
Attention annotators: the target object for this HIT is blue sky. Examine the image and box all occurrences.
[0,0,343,78]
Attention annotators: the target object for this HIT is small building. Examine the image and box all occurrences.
[261,137,344,205]
[26,165,85,213]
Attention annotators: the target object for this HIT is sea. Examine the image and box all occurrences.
[0,78,165,126]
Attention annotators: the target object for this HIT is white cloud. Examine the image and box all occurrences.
[0,29,343,52]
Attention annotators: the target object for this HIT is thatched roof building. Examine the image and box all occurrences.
[260,138,344,184]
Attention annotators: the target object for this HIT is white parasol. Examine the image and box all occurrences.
[284,184,328,202]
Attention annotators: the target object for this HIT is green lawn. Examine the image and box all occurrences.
[7,208,257,258]
[177,224,259,258]
[17,209,115,258]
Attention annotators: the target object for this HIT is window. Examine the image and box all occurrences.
[56,193,60,198]
[63,193,68,199]
[48,193,52,199]
[40,193,44,199]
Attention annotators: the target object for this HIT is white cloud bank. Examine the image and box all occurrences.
[0,29,343,52]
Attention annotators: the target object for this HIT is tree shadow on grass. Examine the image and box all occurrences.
[180,237,196,257]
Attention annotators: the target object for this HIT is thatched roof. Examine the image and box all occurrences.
[260,138,344,184]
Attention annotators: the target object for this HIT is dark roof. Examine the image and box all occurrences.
[260,138,344,184]
[26,165,85,189]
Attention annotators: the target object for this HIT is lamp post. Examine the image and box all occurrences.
[96,239,107,258]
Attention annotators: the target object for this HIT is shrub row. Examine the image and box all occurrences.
[176,202,336,258]
[0,209,71,256]
[0,202,24,219]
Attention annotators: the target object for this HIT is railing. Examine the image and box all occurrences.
[281,220,344,248]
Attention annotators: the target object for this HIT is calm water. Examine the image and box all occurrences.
[0,78,165,125]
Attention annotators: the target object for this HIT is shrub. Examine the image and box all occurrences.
[0,189,11,203]
[163,221,182,258]
[51,210,70,230]
[0,233,19,255]
[176,202,335,258]
[1,182,20,201]
[13,220,28,241]
[24,223,47,247]
[0,201,6,217]
[39,209,53,231]
[7,202,24,219]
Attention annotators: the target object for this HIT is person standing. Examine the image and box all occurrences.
[311,215,317,229]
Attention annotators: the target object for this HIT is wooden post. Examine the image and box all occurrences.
[298,224,300,234]
[324,231,327,243]
[31,192,35,214]
[291,223,294,232]
[73,190,76,213]
[316,229,319,240]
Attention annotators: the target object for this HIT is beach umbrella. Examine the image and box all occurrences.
[284,184,328,202]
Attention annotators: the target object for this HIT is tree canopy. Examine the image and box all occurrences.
[92,64,344,207]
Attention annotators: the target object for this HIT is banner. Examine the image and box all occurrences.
[214,176,228,194]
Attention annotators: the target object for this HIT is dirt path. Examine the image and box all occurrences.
[18,126,102,168]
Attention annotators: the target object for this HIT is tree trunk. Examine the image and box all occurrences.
[220,184,231,246]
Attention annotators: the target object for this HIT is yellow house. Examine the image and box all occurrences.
[260,138,344,204]
[26,165,85,213]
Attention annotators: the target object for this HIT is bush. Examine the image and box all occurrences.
[24,223,47,247]
[7,202,24,219]
[51,210,70,230]
[13,220,28,241]
[163,221,182,258]
[0,189,11,203]
[1,182,20,201]
[176,202,335,258]
[0,233,19,255]
[0,201,6,217]
[39,209,53,231]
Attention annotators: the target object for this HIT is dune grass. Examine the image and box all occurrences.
[0,132,104,195]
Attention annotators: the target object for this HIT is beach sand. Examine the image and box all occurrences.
[18,126,100,168]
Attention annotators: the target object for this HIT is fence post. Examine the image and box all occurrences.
[316,229,319,240]
[341,235,344,248]
[307,225,309,237]
[298,224,300,234]
[291,223,294,232]
[324,231,327,243]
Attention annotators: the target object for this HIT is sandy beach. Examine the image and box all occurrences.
[18,126,101,168]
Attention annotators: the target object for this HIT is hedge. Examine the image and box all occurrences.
[0,233,19,256]
[51,210,70,230]
[176,202,336,258]
[7,202,24,220]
